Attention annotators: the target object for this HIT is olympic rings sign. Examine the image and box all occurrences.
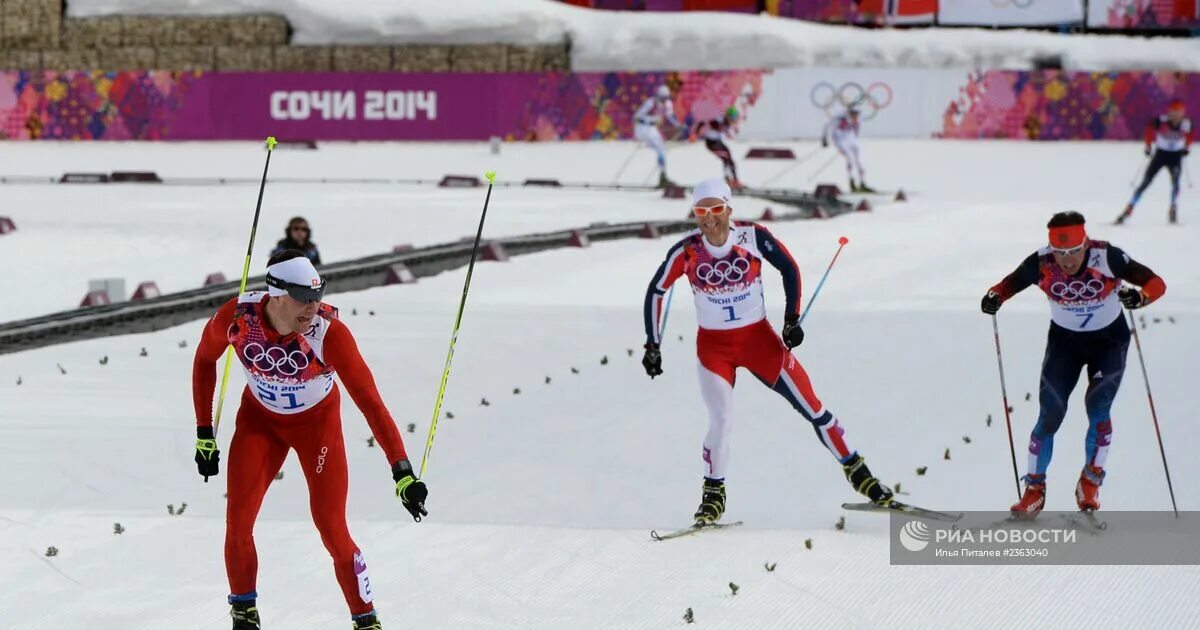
[243,342,310,376]
[1050,279,1105,301]
[696,258,751,286]
[810,81,893,120]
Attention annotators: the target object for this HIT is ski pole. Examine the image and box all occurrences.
[806,152,840,183]
[613,145,640,183]
[1129,153,1150,188]
[798,236,848,325]
[420,171,498,478]
[990,314,1022,500]
[1126,309,1179,517]
[761,145,824,188]
[212,136,278,443]
[657,285,676,341]
[1183,156,1193,190]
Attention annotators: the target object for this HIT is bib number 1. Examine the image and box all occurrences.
[722,306,740,323]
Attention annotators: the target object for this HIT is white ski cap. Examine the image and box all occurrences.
[656,84,671,99]
[266,256,321,296]
[692,178,732,205]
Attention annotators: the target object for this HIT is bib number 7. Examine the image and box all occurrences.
[1076,312,1094,329]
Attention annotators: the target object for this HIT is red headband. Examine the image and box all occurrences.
[1048,224,1087,250]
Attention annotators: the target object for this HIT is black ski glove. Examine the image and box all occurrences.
[642,342,663,379]
[1118,286,1146,309]
[195,425,220,481]
[393,459,428,522]
[1184,148,1191,157]
[980,291,1002,315]
[1144,145,1152,156]
[781,316,804,349]
[821,138,829,149]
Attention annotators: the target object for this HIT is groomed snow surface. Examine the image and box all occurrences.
[1,139,1198,629]
[67,0,1200,72]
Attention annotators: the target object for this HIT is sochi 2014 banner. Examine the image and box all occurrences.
[738,68,968,140]
[1086,0,1200,29]
[0,68,1195,142]
[0,70,765,141]
[938,0,1083,26]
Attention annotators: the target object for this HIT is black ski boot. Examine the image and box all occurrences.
[858,182,877,193]
[848,178,861,193]
[231,602,261,630]
[1115,204,1133,225]
[693,478,726,524]
[842,454,893,506]
[352,612,383,629]
[1169,204,1178,224]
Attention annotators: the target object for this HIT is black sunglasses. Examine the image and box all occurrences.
[266,273,327,304]
[290,226,310,233]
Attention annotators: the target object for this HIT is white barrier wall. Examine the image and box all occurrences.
[739,68,970,140]
[938,0,1084,26]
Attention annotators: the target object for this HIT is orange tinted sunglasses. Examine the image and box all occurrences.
[692,203,729,217]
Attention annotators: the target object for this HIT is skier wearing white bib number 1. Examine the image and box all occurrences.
[981,212,1166,518]
[641,178,894,525]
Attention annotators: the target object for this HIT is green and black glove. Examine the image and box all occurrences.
[195,425,220,481]
[393,459,428,522]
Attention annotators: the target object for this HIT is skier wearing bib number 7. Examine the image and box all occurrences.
[980,212,1165,518]
[191,250,428,630]
[641,178,894,526]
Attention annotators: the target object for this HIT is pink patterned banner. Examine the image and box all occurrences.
[0,70,765,141]
[940,70,1200,140]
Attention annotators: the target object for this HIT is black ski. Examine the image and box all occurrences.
[650,520,744,542]
[842,500,963,523]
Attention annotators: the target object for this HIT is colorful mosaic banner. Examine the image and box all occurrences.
[0,69,1194,142]
[1087,0,1200,29]
[0,70,765,142]
[939,71,1200,140]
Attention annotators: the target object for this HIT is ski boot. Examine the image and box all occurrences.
[858,182,877,194]
[1115,204,1133,225]
[658,172,677,189]
[693,478,726,524]
[231,602,261,630]
[842,454,894,506]
[848,178,861,193]
[1075,465,1104,512]
[1168,204,1178,225]
[352,612,384,630]
[727,177,746,191]
[1010,474,1046,519]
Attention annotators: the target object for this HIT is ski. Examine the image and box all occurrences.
[1062,510,1108,532]
[650,520,744,542]
[842,501,963,523]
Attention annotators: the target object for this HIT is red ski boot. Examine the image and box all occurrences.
[1076,465,1104,512]
[1010,475,1046,519]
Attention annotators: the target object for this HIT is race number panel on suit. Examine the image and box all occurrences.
[644,222,801,344]
[991,241,1163,332]
[231,292,337,413]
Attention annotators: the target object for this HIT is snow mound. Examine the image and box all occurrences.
[67,0,1200,71]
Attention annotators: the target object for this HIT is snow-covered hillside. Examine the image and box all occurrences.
[1,139,1198,628]
[67,0,1200,71]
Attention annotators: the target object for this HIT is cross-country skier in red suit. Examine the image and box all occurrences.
[192,250,428,630]
[641,178,894,525]
[981,212,1165,518]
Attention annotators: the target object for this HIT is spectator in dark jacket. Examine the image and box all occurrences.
[272,216,322,266]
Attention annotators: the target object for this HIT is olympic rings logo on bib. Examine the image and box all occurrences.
[810,81,893,120]
[696,258,751,286]
[243,342,310,376]
[1050,279,1105,301]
